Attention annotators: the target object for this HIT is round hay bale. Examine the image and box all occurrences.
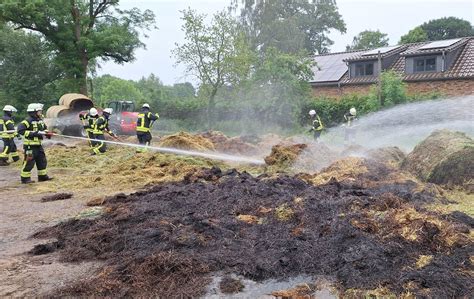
[402,130,473,190]
[59,93,93,111]
[45,105,70,118]
[159,132,215,151]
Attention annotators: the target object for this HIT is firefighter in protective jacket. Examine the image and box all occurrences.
[92,108,116,155]
[80,107,99,149]
[136,103,159,152]
[0,105,20,165]
[17,103,53,184]
[308,109,324,141]
[343,107,358,145]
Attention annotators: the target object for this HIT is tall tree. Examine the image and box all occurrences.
[400,17,473,44]
[346,30,389,50]
[420,17,473,41]
[232,0,346,54]
[0,0,155,95]
[399,27,428,44]
[0,25,61,113]
[172,9,253,128]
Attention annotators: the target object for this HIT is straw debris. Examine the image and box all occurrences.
[264,144,307,167]
[32,167,472,298]
[159,132,215,151]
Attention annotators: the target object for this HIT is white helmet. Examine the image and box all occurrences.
[27,103,43,112]
[142,103,150,109]
[89,107,98,117]
[309,109,316,116]
[350,107,357,116]
[3,105,17,112]
[103,108,113,115]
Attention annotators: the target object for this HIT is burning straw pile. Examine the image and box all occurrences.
[32,165,473,297]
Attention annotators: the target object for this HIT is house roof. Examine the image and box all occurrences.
[309,49,366,84]
[343,45,409,62]
[392,38,474,81]
[400,37,469,57]
[310,36,474,85]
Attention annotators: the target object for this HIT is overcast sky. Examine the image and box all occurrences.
[98,0,473,85]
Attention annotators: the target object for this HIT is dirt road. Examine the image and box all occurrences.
[0,166,98,296]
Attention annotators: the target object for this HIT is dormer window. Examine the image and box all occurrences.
[414,57,436,72]
[355,62,374,76]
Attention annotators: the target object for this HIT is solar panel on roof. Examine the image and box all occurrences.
[311,52,358,82]
[419,38,462,50]
[362,45,401,56]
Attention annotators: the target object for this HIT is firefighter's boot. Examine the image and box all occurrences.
[21,177,35,184]
[38,175,53,182]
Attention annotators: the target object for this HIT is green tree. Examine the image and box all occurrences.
[0,0,155,95]
[95,77,144,106]
[399,27,428,44]
[420,17,473,41]
[172,9,253,128]
[232,0,346,54]
[0,25,61,113]
[135,74,166,104]
[346,30,389,50]
[170,83,196,99]
[249,47,314,128]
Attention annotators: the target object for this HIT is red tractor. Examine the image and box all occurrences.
[106,100,139,135]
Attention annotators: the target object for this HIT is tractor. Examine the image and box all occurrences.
[45,94,139,136]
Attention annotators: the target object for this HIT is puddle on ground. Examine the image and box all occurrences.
[205,274,337,298]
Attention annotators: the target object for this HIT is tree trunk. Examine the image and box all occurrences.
[71,0,88,96]
[207,88,218,130]
[79,51,89,96]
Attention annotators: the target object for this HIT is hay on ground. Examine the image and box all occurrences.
[264,144,308,167]
[159,132,215,151]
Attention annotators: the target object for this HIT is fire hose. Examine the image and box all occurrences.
[1,130,264,164]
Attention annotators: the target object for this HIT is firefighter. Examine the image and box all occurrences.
[17,103,53,184]
[92,108,116,155]
[308,109,324,141]
[343,107,358,145]
[136,103,159,152]
[0,105,20,166]
[79,107,99,149]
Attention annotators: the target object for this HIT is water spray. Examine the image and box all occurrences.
[50,133,265,165]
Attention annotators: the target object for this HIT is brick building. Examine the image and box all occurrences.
[310,37,474,98]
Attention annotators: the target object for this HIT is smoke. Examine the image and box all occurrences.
[323,96,474,151]
[205,80,307,136]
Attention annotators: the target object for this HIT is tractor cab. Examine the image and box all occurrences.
[108,100,135,113]
[107,101,139,135]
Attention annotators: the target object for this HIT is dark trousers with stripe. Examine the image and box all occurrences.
[137,132,152,152]
[92,134,107,154]
[21,146,48,182]
[1,138,19,162]
[86,130,97,148]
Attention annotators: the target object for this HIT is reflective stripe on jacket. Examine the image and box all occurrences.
[312,115,324,131]
[80,113,96,133]
[344,113,357,127]
[93,116,109,135]
[0,116,16,139]
[17,117,47,146]
[136,111,159,133]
